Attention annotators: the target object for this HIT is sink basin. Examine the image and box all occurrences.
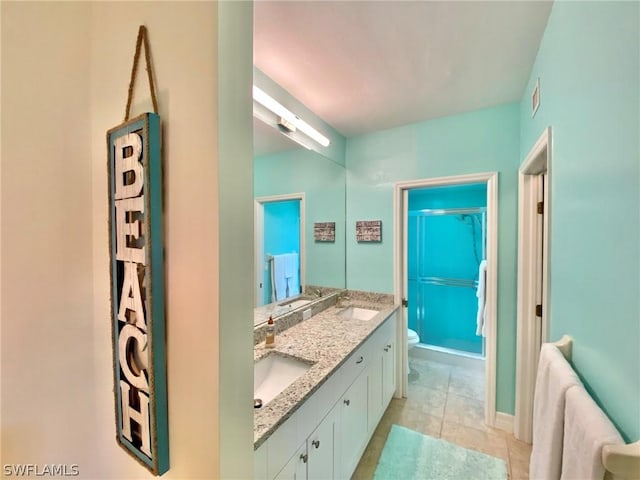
[338,306,379,321]
[254,354,311,407]
[279,299,312,310]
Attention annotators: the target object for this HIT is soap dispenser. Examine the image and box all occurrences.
[265,316,276,348]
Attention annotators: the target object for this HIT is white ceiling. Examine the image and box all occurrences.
[254,0,552,141]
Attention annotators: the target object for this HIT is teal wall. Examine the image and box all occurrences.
[346,103,520,413]
[519,1,639,441]
[255,149,346,289]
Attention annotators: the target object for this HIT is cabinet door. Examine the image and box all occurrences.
[367,351,384,433]
[382,338,396,404]
[267,414,300,480]
[339,371,369,479]
[307,405,336,480]
[254,442,268,480]
[274,442,307,480]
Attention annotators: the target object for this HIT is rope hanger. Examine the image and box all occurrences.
[124,25,159,121]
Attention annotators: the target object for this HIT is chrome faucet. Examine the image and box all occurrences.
[314,288,323,298]
[337,292,351,307]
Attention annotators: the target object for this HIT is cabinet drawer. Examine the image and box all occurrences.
[374,313,396,347]
[338,340,371,392]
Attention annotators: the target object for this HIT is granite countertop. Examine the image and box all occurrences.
[253,298,399,449]
[253,287,342,327]
[253,295,313,327]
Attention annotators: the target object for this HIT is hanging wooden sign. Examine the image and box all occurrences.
[107,26,169,476]
[108,113,168,476]
[314,222,336,242]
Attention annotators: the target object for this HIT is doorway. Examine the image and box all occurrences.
[394,172,499,427]
[407,185,487,357]
[254,193,306,307]
[514,127,551,442]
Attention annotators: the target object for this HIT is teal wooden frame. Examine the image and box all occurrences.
[107,113,169,476]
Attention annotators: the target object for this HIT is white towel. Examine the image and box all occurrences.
[560,385,624,480]
[271,255,288,301]
[530,343,583,480]
[475,260,487,336]
[283,253,298,279]
[283,253,299,297]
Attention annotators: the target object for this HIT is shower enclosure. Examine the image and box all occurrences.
[408,186,487,357]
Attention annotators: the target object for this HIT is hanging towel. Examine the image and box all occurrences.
[560,385,624,480]
[271,254,288,301]
[475,260,487,336]
[530,343,583,480]
[283,253,300,297]
[283,253,298,278]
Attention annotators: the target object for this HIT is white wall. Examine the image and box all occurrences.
[2,0,95,470]
[90,3,224,478]
[216,3,255,478]
[2,2,254,478]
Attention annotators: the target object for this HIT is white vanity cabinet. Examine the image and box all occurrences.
[256,310,397,480]
[337,369,369,479]
[255,442,268,480]
[275,404,338,480]
[307,405,337,480]
[274,442,307,480]
[367,312,397,435]
[381,331,396,405]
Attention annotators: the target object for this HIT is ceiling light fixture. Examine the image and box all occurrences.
[253,105,313,150]
[252,86,331,147]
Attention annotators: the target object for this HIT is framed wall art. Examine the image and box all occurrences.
[356,220,382,242]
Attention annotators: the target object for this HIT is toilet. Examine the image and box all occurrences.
[407,329,420,350]
[407,329,420,371]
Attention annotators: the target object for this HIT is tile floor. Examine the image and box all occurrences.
[352,356,532,479]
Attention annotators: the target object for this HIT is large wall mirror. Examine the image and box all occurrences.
[253,112,346,325]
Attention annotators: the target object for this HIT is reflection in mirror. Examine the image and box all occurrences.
[253,118,346,326]
[255,193,304,307]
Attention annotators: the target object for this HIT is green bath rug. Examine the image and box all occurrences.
[373,424,508,480]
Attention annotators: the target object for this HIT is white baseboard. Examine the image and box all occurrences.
[494,412,514,434]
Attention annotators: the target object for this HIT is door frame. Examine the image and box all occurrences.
[254,193,306,306]
[514,127,551,442]
[393,172,499,427]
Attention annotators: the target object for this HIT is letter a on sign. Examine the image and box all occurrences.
[107,113,169,476]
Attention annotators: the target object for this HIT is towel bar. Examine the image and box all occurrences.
[552,335,640,480]
[552,334,573,360]
[603,443,640,480]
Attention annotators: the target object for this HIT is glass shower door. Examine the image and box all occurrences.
[413,211,485,356]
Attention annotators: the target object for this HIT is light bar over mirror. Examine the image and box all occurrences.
[252,86,331,148]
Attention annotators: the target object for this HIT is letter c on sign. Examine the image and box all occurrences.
[119,323,149,392]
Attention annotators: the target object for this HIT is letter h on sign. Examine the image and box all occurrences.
[107,113,169,476]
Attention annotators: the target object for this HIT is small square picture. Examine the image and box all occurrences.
[356,220,382,242]
[314,222,336,242]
